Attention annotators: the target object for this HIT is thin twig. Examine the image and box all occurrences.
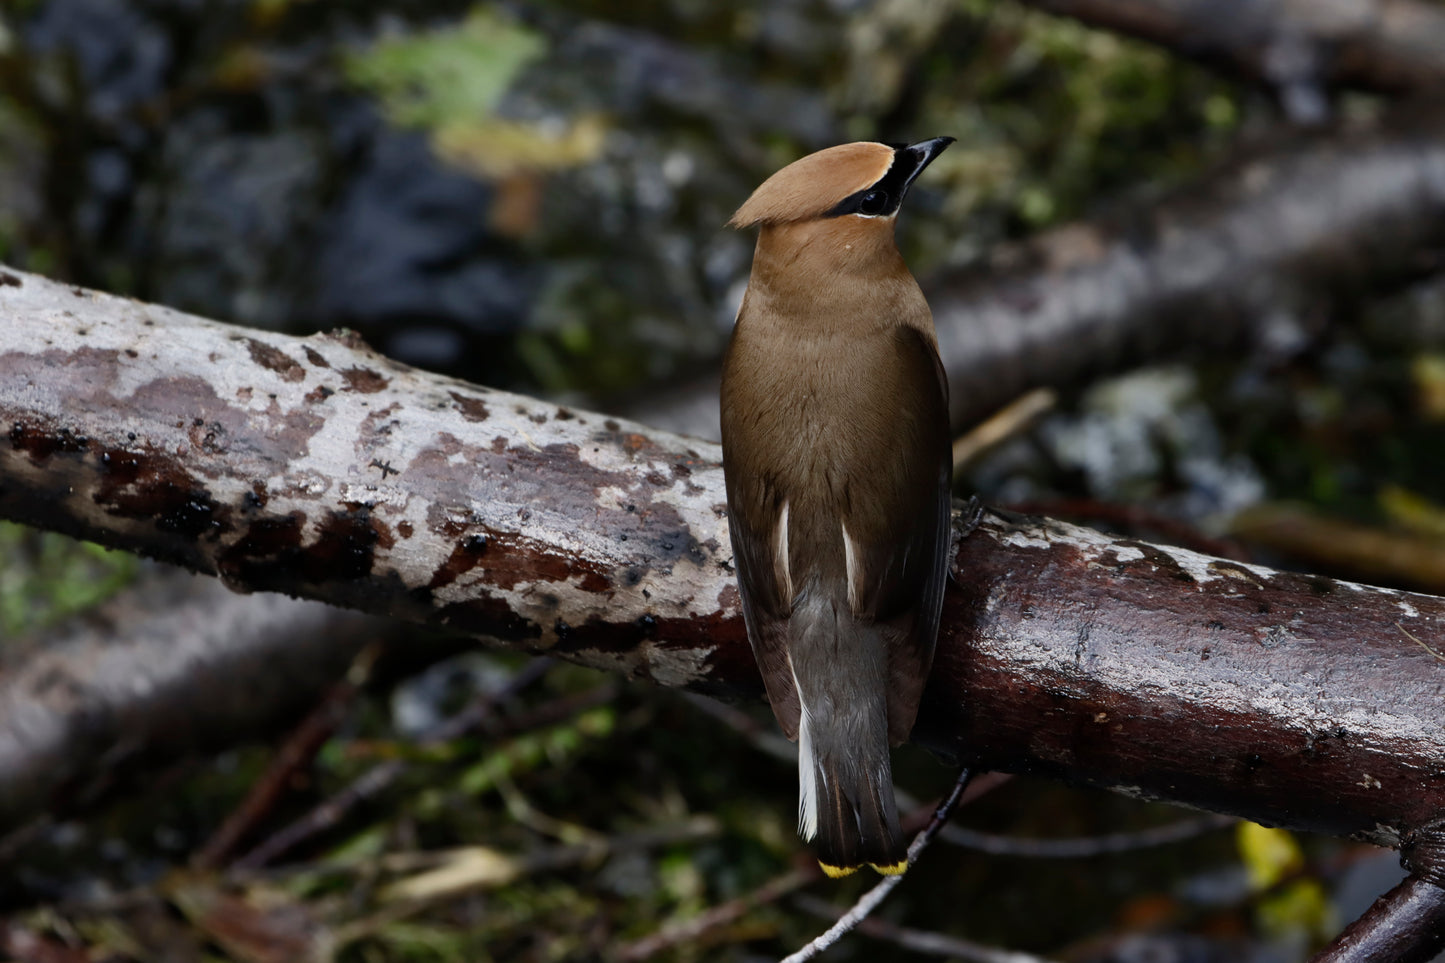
[230,658,561,871]
[780,767,974,963]
[617,865,820,961]
[1398,622,1445,664]
[938,813,1236,858]
[793,893,1057,963]
[952,387,1057,476]
[682,692,797,764]
[196,643,383,868]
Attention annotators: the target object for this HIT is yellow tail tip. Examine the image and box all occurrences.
[818,861,860,879]
[869,860,909,876]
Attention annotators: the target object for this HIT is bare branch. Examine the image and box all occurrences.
[1018,0,1445,98]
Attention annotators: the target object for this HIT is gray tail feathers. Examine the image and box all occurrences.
[791,609,907,873]
[799,707,907,875]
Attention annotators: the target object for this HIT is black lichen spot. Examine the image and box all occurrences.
[304,346,331,368]
[242,482,269,512]
[124,349,138,358]
[555,407,575,421]
[158,490,221,536]
[10,422,90,462]
[1207,620,1225,631]
[0,272,21,287]
[311,508,380,580]
[464,533,489,553]
[604,419,620,432]
[398,521,414,539]
[636,613,657,636]
[555,618,572,639]
[218,513,306,582]
[305,385,335,403]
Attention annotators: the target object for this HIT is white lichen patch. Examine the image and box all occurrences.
[338,482,409,508]
[1107,544,1146,564]
[1399,599,1420,619]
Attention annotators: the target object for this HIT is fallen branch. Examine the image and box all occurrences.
[1019,0,1445,99]
[0,565,402,831]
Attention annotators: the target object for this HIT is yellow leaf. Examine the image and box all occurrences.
[1236,822,1302,890]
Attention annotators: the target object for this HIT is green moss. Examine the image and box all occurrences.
[342,7,546,131]
[0,522,139,642]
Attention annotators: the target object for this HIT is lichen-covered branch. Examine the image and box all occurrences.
[2,267,1444,857]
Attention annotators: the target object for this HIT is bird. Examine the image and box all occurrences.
[720,138,954,878]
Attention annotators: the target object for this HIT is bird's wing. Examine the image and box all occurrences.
[843,325,952,745]
[721,434,802,741]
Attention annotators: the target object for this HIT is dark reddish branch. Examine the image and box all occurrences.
[641,107,1445,441]
[1310,875,1445,963]
[1,270,1443,860]
[1019,0,1445,98]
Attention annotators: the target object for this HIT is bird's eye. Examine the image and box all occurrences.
[858,190,889,216]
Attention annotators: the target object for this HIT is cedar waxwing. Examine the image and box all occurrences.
[720,138,954,877]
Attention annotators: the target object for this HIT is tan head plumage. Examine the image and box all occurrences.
[729,142,896,229]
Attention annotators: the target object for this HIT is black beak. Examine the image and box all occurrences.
[898,137,954,191]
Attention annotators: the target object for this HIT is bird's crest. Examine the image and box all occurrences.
[729,142,895,228]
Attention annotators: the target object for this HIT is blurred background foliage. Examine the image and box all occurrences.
[0,0,1441,960]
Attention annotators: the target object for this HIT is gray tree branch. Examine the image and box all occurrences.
[1018,0,1445,99]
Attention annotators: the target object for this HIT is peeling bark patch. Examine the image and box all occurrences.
[126,376,322,464]
[0,272,21,287]
[434,595,542,641]
[449,391,490,422]
[430,532,491,591]
[340,367,389,393]
[217,507,381,588]
[242,339,305,382]
[94,445,227,538]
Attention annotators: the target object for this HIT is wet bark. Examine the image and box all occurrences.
[2,267,1443,855]
[640,107,1445,441]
